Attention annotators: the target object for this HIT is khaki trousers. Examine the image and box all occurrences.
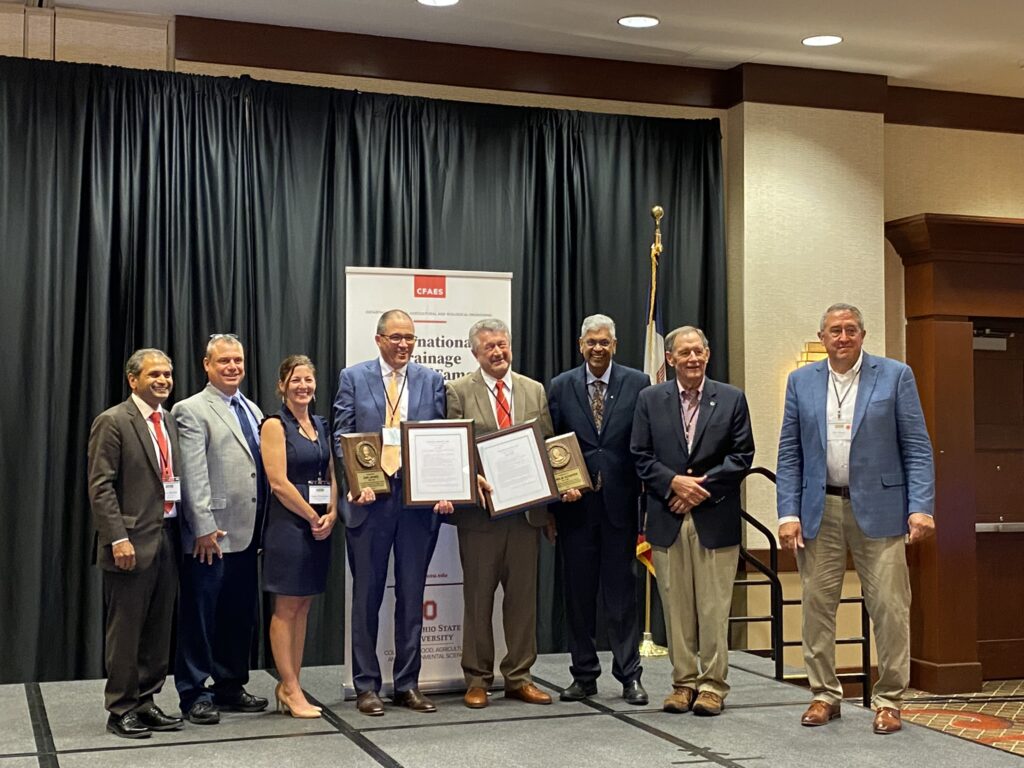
[652,514,739,698]
[797,496,911,710]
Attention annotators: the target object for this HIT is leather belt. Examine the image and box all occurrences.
[825,485,851,499]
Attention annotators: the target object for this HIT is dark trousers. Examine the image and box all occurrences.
[103,523,179,715]
[346,479,440,695]
[557,496,642,686]
[175,538,258,710]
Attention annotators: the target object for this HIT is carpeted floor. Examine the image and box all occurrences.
[904,679,1024,756]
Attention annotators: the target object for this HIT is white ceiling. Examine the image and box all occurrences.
[68,0,1024,98]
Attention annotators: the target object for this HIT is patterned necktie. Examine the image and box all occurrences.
[150,411,173,515]
[591,380,606,432]
[381,370,401,476]
[495,380,512,429]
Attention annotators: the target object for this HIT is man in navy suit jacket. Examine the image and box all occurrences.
[631,326,753,717]
[776,303,935,735]
[333,309,451,717]
[548,314,650,706]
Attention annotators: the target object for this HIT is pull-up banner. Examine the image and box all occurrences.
[342,266,513,696]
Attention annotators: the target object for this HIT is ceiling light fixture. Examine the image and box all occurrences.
[418,0,459,6]
[618,15,660,29]
[802,35,843,47]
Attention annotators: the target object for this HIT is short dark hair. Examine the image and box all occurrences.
[125,348,172,378]
[376,309,412,335]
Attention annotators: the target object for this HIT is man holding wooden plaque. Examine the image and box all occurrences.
[547,314,651,705]
[445,318,555,709]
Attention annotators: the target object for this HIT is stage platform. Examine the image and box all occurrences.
[2,651,1019,768]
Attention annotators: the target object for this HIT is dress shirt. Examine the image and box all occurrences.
[211,386,261,444]
[480,369,514,426]
[379,357,410,422]
[585,362,612,402]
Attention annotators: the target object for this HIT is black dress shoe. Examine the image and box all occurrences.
[560,680,598,701]
[214,690,269,712]
[392,688,437,713]
[135,704,184,731]
[356,690,385,716]
[622,680,649,706]
[183,699,221,725]
[106,711,151,739]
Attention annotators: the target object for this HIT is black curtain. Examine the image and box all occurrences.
[0,56,726,683]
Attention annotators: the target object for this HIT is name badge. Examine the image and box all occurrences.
[382,427,402,446]
[308,482,331,505]
[163,478,182,501]
[827,419,852,442]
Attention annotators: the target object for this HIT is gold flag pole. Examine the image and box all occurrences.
[639,204,668,659]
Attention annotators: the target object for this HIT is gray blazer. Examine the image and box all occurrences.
[172,383,264,554]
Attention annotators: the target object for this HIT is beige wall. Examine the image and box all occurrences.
[883,124,1024,360]
[734,103,886,533]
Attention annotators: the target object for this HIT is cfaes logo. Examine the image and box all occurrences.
[414,275,446,299]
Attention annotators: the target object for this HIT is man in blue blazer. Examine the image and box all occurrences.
[776,303,935,735]
[548,314,650,705]
[333,309,451,716]
[631,326,754,717]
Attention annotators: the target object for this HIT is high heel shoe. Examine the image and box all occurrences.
[275,685,321,719]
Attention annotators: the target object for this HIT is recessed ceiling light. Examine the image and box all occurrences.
[618,15,660,29]
[418,0,459,6]
[802,35,843,47]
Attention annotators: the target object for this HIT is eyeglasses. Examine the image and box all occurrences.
[583,339,613,349]
[824,326,862,340]
[381,334,417,344]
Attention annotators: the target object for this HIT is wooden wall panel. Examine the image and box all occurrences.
[54,9,169,71]
[0,4,22,57]
[976,533,1024,679]
[24,7,53,60]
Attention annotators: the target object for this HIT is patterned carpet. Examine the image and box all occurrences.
[904,679,1024,756]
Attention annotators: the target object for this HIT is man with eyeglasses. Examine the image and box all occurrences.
[172,333,268,725]
[630,326,754,717]
[333,309,450,716]
[445,318,555,709]
[546,314,650,705]
[777,303,935,734]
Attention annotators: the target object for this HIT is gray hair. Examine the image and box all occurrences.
[205,333,243,359]
[126,348,172,378]
[468,318,511,353]
[819,303,865,332]
[580,314,616,340]
[665,325,709,352]
[376,309,413,335]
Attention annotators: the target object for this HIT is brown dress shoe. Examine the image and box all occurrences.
[692,691,724,716]
[873,707,902,734]
[392,688,437,713]
[464,687,489,709]
[801,700,841,726]
[356,691,385,716]
[662,687,697,713]
[504,683,552,705]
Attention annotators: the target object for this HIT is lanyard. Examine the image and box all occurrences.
[486,381,513,422]
[383,370,408,426]
[681,393,699,439]
[296,414,326,482]
[830,369,861,420]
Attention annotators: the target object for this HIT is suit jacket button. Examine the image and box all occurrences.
[686,469,693,475]
[251,472,256,478]
[251,498,257,503]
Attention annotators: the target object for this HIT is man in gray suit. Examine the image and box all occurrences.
[172,334,268,724]
[88,348,184,738]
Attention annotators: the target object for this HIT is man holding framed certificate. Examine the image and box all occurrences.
[332,309,452,717]
[445,318,555,709]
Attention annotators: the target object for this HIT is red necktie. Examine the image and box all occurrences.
[495,380,512,429]
[150,412,174,515]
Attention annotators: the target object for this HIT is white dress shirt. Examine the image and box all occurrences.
[379,357,410,422]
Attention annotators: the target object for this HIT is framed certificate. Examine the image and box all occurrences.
[401,420,478,507]
[545,432,594,494]
[339,433,390,496]
[475,419,559,518]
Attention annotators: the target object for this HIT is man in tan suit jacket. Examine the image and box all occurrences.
[446,318,554,709]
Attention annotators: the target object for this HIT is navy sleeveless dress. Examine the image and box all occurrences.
[262,408,332,596]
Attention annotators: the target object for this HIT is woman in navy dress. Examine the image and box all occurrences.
[260,355,337,718]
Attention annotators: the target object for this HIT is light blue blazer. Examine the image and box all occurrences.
[776,352,935,540]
